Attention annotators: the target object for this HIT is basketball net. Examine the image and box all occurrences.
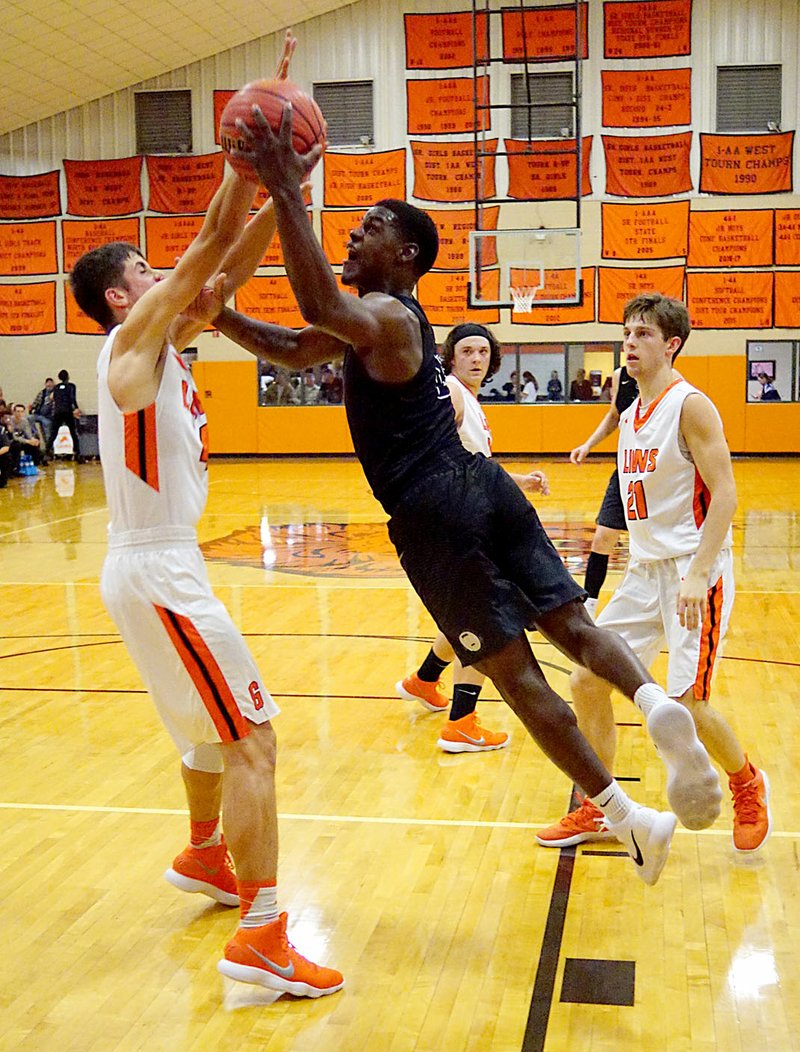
[509,285,537,313]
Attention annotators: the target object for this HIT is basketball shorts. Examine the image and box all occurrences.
[387,455,585,666]
[101,527,278,765]
[596,548,734,700]
[596,468,627,532]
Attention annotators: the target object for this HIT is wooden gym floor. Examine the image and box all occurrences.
[0,455,798,1052]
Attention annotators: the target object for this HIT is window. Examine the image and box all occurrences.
[746,340,797,402]
[510,72,574,140]
[478,342,620,404]
[716,66,782,133]
[312,81,374,147]
[135,90,192,154]
[258,361,343,406]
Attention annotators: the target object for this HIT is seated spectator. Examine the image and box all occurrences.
[547,370,563,402]
[319,364,344,404]
[501,371,519,402]
[29,377,55,445]
[569,368,594,401]
[755,372,781,401]
[299,369,321,405]
[520,370,539,403]
[265,368,300,405]
[10,404,46,467]
[0,416,13,487]
[599,376,613,402]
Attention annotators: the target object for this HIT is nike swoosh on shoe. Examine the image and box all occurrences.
[630,831,644,867]
[247,944,295,979]
[458,733,486,746]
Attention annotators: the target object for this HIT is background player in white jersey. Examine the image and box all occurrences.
[396,322,550,754]
[69,35,342,1000]
[537,293,769,853]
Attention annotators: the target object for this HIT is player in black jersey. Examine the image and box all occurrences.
[184,105,728,886]
[569,365,639,619]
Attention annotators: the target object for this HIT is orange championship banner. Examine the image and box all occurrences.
[604,0,692,58]
[213,90,236,145]
[65,282,105,335]
[417,269,500,325]
[502,4,589,62]
[411,139,497,202]
[0,221,57,276]
[506,137,592,200]
[323,149,406,208]
[687,210,773,268]
[404,11,489,69]
[512,267,596,325]
[0,171,61,219]
[774,271,800,328]
[603,132,692,198]
[144,216,204,269]
[775,210,800,265]
[0,281,56,335]
[699,132,794,195]
[407,76,490,136]
[62,218,140,272]
[146,153,225,214]
[64,157,142,216]
[686,271,773,329]
[598,265,685,324]
[235,275,304,329]
[602,201,689,260]
[602,68,691,129]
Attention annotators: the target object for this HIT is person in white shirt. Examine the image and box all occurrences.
[396,322,550,753]
[537,293,769,854]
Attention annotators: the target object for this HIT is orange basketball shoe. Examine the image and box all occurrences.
[730,761,771,852]
[395,672,449,712]
[437,712,510,753]
[535,797,617,848]
[165,839,239,906]
[218,912,344,997]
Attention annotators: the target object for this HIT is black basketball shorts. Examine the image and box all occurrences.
[596,467,628,532]
[387,455,585,666]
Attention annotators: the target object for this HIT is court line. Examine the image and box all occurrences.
[0,505,107,541]
[0,801,796,837]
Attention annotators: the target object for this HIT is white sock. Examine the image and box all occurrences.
[590,780,635,826]
[239,884,279,929]
[634,682,670,718]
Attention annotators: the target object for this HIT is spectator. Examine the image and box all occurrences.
[29,377,55,445]
[755,372,781,401]
[0,415,13,487]
[10,404,46,467]
[570,368,593,401]
[299,368,321,405]
[319,364,344,404]
[547,370,563,401]
[599,376,614,402]
[501,370,519,402]
[47,369,82,460]
[520,370,539,403]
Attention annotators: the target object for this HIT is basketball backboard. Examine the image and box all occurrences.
[468,227,582,310]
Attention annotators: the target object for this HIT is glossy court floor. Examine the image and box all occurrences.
[1,455,798,1052]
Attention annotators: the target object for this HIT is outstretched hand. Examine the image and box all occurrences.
[273,30,297,80]
[233,103,326,194]
[518,470,550,495]
[183,273,227,327]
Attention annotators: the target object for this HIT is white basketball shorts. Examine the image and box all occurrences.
[101,527,279,762]
[597,548,734,701]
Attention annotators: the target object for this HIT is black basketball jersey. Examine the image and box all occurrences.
[343,294,469,514]
[615,365,638,415]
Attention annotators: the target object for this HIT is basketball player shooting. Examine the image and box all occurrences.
[187,104,727,889]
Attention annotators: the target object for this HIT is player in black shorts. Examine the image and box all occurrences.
[185,108,723,886]
[569,366,638,617]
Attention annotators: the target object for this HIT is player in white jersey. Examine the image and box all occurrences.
[538,293,769,853]
[69,34,342,1000]
[395,323,550,752]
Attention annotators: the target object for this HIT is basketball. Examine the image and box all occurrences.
[219,78,325,181]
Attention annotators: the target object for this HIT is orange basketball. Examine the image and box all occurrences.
[219,78,325,181]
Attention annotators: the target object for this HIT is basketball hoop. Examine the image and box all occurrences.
[509,285,537,313]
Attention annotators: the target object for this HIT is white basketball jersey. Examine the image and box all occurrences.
[446,375,492,457]
[617,378,732,561]
[98,327,209,534]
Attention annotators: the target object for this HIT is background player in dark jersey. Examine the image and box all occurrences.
[569,365,639,618]
[186,106,727,886]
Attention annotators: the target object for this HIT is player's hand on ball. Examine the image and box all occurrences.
[234,103,325,190]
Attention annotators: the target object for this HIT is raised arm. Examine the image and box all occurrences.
[213,304,346,372]
[676,393,738,630]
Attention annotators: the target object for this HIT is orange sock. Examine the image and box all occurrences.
[238,879,279,929]
[190,817,221,848]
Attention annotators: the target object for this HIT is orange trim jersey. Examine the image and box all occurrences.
[617,378,733,561]
[446,374,492,457]
[97,326,209,533]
